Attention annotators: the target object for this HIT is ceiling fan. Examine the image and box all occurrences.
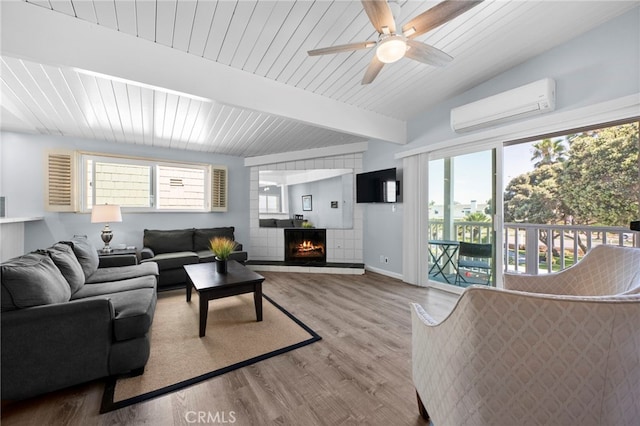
[307,0,483,84]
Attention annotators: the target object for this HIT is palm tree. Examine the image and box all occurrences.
[463,212,490,222]
[530,138,568,167]
[461,211,491,242]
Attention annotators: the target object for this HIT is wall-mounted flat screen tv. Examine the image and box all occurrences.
[356,168,399,203]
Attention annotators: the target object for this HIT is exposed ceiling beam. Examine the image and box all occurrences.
[0,1,406,145]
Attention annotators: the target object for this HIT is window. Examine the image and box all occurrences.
[86,159,151,208]
[258,185,283,213]
[78,153,227,212]
[157,165,206,210]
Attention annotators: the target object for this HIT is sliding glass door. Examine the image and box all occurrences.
[502,121,639,275]
[427,147,500,287]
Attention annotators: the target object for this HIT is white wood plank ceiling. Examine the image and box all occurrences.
[1,0,637,157]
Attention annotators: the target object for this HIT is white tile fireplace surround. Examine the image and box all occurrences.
[249,153,363,273]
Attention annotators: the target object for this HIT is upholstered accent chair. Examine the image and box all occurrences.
[411,245,640,425]
[503,244,640,296]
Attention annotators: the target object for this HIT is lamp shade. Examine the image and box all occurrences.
[91,204,122,223]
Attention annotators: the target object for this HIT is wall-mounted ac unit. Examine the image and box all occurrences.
[451,78,556,133]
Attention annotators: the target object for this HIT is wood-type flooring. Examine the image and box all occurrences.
[1,271,458,426]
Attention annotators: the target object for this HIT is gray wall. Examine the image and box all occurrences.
[361,141,404,273]
[361,8,640,276]
[0,132,250,253]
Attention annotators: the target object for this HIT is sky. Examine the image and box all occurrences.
[503,142,538,187]
[429,142,537,205]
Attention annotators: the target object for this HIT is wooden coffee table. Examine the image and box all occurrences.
[184,261,265,337]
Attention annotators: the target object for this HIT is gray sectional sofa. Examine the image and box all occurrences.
[1,236,158,400]
[140,227,247,290]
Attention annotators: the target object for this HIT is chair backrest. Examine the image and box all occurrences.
[505,245,640,296]
[568,245,640,295]
[458,242,492,259]
[412,287,640,425]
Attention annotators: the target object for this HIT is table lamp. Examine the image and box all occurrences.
[91,204,122,253]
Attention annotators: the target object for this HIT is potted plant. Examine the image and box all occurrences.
[209,237,237,274]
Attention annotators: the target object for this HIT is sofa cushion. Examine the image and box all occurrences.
[1,253,71,311]
[111,288,156,341]
[259,218,277,227]
[276,219,294,228]
[193,227,236,252]
[141,251,199,271]
[85,262,159,284]
[144,229,194,254]
[196,249,216,263]
[72,275,157,300]
[196,250,248,263]
[68,236,99,280]
[43,243,85,294]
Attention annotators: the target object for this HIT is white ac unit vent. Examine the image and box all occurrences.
[451,78,556,133]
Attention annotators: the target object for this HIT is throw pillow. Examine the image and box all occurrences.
[1,253,71,310]
[67,235,99,280]
[43,243,85,294]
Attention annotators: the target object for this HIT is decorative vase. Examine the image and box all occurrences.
[215,257,228,274]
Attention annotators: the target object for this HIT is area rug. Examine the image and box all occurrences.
[101,290,321,413]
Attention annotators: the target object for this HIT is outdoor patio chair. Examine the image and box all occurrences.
[455,242,492,286]
[504,245,640,296]
[411,286,640,425]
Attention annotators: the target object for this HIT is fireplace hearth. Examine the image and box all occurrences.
[284,228,326,264]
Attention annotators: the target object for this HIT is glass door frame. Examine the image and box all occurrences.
[422,141,505,289]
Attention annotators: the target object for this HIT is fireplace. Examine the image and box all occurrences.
[284,228,326,264]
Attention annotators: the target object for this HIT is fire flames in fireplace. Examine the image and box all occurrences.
[284,228,327,264]
[295,240,325,256]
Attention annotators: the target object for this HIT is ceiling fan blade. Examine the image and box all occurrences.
[308,41,376,56]
[402,0,483,39]
[405,39,453,67]
[362,55,385,85]
[361,0,396,34]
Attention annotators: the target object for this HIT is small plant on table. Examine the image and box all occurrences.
[209,237,237,260]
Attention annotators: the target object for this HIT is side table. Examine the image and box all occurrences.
[428,240,460,284]
[97,248,138,267]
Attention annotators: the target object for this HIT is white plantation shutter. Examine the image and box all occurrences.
[45,150,78,212]
[210,166,228,212]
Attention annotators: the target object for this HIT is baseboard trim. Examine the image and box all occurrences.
[427,281,465,295]
[364,265,403,280]
[246,264,364,274]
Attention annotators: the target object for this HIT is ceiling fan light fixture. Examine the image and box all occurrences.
[376,35,407,64]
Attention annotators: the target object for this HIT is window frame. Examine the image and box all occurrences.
[80,152,214,213]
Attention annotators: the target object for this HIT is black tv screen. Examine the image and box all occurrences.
[356,168,397,203]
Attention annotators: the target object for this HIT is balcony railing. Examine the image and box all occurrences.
[503,223,638,274]
[429,220,638,276]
